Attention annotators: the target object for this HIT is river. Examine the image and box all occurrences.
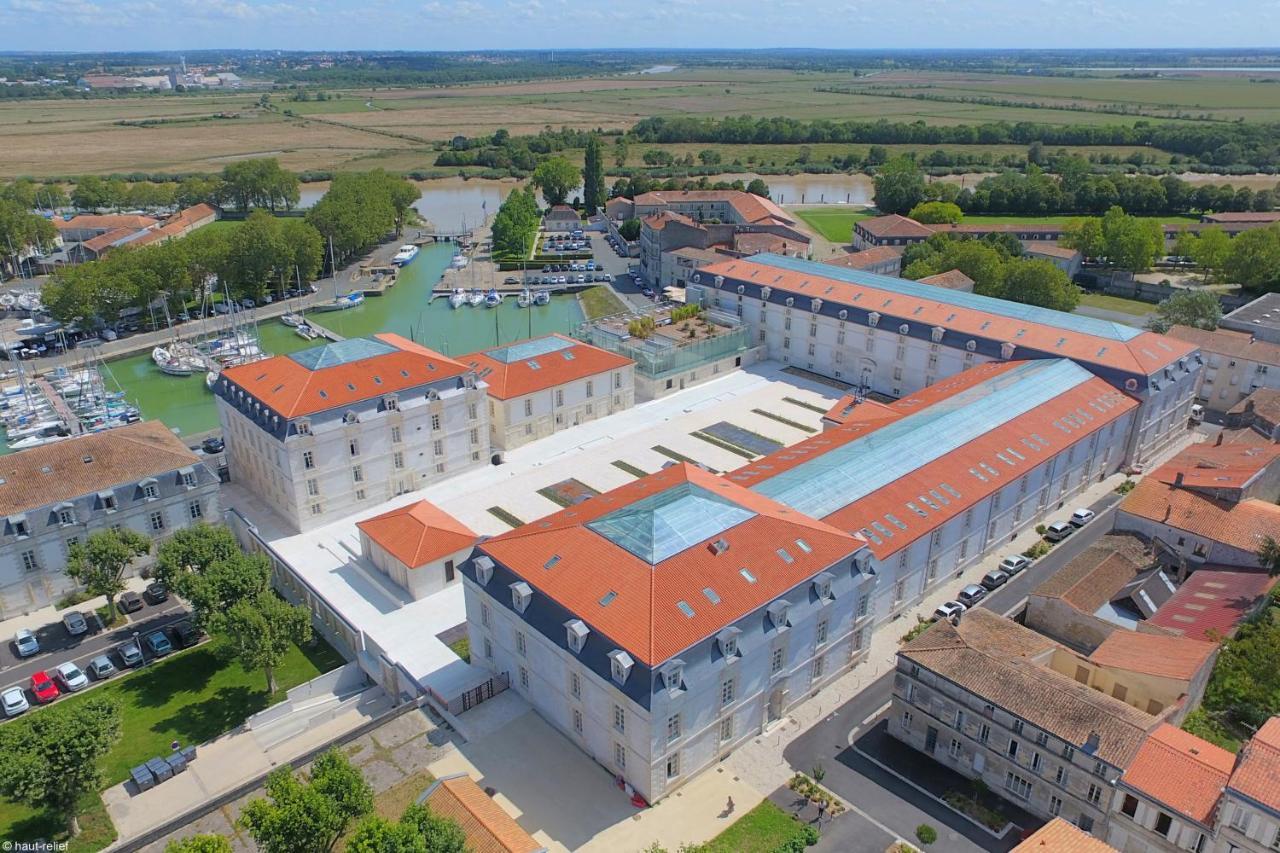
[101,243,583,437]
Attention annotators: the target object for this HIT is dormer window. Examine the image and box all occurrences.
[1001,342,1017,360]
[57,507,74,526]
[344,411,358,425]
[141,480,159,501]
[867,312,880,328]
[852,550,874,575]
[297,420,312,436]
[931,326,945,343]
[966,340,977,352]
[659,659,685,693]
[565,619,589,653]
[384,396,398,411]
[609,649,634,685]
[813,572,834,602]
[717,627,742,660]
[767,600,791,631]
[510,581,532,613]
[8,515,28,538]
[179,467,196,489]
[473,555,494,585]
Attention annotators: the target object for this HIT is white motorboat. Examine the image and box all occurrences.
[534,290,551,306]
[280,313,303,327]
[0,295,15,310]
[159,359,199,377]
[451,254,469,270]
[313,292,364,312]
[9,433,68,450]
[151,346,171,366]
[448,288,467,309]
[205,371,219,390]
[468,289,484,307]
[484,289,502,308]
[516,289,533,308]
[296,323,319,340]
[391,245,420,266]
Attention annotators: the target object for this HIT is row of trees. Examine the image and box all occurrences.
[1175,224,1280,293]
[1060,206,1168,272]
[0,193,57,277]
[607,174,771,202]
[490,187,540,260]
[69,159,300,213]
[41,210,324,327]
[902,233,1080,312]
[304,169,419,268]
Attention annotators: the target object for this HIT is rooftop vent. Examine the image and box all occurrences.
[708,537,730,556]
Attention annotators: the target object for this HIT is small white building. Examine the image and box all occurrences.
[460,335,634,452]
[214,334,490,533]
[0,421,221,618]
[356,499,477,600]
[1166,324,1280,415]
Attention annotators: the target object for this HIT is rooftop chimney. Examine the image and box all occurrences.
[1175,471,1185,486]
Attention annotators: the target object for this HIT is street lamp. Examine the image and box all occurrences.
[134,630,143,664]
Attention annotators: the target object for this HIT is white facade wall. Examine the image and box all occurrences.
[360,534,469,600]
[1106,791,1215,853]
[1196,350,1280,414]
[487,366,635,451]
[1213,794,1280,852]
[217,383,489,533]
[1113,509,1264,570]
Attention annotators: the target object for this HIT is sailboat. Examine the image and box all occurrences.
[468,289,484,307]
[516,289,533,308]
[484,289,502,308]
[449,288,467,309]
[280,313,303,327]
[534,290,551,306]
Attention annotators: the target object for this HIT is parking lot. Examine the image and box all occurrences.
[2,589,194,719]
[515,228,652,313]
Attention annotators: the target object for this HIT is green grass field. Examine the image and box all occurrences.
[1078,292,1157,317]
[795,208,873,243]
[702,801,815,853]
[0,636,344,848]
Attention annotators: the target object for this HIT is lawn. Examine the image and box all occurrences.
[579,285,627,320]
[0,636,344,848]
[795,208,873,244]
[1078,292,1156,317]
[702,800,817,853]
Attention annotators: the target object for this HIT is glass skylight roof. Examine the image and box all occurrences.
[748,359,1091,520]
[485,335,573,364]
[586,482,756,565]
[748,254,1143,342]
[289,337,397,370]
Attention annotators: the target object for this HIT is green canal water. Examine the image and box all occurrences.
[102,243,585,437]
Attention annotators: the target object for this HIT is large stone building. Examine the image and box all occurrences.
[459,335,635,452]
[688,253,1200,468]
[214,334,490,532]
[1165,324,1280,416]
[0,421,221,617]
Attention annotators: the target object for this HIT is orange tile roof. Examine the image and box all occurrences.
[0,420,200,516]
[916,269,975,290]
[1229,717,1280,812]
[82,227,141,254]
[633,190,795,226]
[54,214,158,233]
[696,255,1196,377]
[460,334,632,401]
[1088,631,1217,681]
[1147,569,1276,642]
[1122,724,1234,825]
[731,361,1137,560]
[821,395,899,427]
[642,210,698,231]
[357,500,477,569]
[480,463,860,666]
[1151,441,1280,491]
[1118,476,1280,555]
[220,332,469,419]
[1014,818,1118,852]
[1229,388,1280,424]
[1025,242,1083,260]
[421,775,542,853]
[857,214,935,240]
[733,231,806,255]
[823,246,903,270]
[1167,324,1280,365]
[1031,533,1153,613]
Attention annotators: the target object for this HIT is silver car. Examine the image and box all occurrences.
[13,628,39,658]
[117,641,143,668]
[87,655,116,680]
[54,661,89,692]
[1,686,28,717]
[62,611,88,636]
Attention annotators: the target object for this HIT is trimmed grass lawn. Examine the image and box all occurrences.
[579,285,627,320]
[702,800,816,853]
[0,792,116,853]
[1078,291,1156,317]
[795,208,872,243]
[448,636,471,663]
[0,636,343,849]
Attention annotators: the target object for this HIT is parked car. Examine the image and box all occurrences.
[62,611,89,636]
[118,591,144,614]
[980,569,1010,591]
[169,620,202,649]
[957,584,987,608]
[503,276,519,284]
[54,661,89,692]
[30,671,59,704]
[87,654,117,680]
[933,601,967,621]
[202,435,225,454]
[1,686,29,717]
[1069,508,1096,527]
[998,555,1030,576]
[117,641,143,668]
[1045,521,1075,542]
[144,630,173,657]
[145,582,169,604]
[13,628,39,658]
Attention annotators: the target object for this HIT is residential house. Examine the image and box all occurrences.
[543,205,581,231]
[916,269,976,292]
[1165,325,1280,415]
[1025,243,1084,278]
[356,499,478,600]
[823,246,904,277]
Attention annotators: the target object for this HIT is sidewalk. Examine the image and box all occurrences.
[0,574,152,637]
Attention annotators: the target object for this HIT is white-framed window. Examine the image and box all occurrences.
[856,594,869,618]
[1004,772,1032,800]
[58,509,74,525]
[20,550,38,572]
[516,631,526,656]
[573,708,583,734]
[812,655,825,681]
[665,753,680,780]
[483,638,492,660]
[431,414,441,431]
[149,510,165,531]
[614,742,626,770]
[555,389,564,407]
[667,714,681,743]
[391,426,402,444]
[433,439,444,456]
[469,428,479,445]
[613,704,625,733]
[1055,765,1068,786]
[306,478,319,497]
[571,672,581,698]
[188,500,203,520]
[519,666,529,689]
[586,380,594,398]
[393,451,404,470]
[1086,783,1102,805]
[720,678,735,708]
[1229,805,1250,831]
[948,738,962,759]
[719,716,733,744]
[303,451,315,470]
[902,711,913,730]
[524,399,533,417]
[143,483,159,500]
[352,465,363,483]
[1049,795,1062,816]
[480,602,490,627]
[815,618,828,646]
[348,439,359,457]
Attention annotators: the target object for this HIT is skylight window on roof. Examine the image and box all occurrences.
[562,351,575,360]
[969,467,987,482]
[318,390,328,398]
[740,568,757,584]
[913,306,923,316]
[677,601,695,618]
[527,360,541,370]
[980,462,998,476]
[929,489,949,506]
[1015,329,1026,338]
[703,587,721,605]
[906,502,928,518]
[373,376,382,385]
[1033,433,1048,445]
[544,555,561,569]
[795,538,812,553]
[1077,407,1091,422]
[586,482,756,565]
[776,548,794,564]
[871,521,892,538]
[919,494,939,510]
[1056,337,1067,347]
[941,483,961,499]
[980,320,992,330]
[860,527,882,545]
[996,452,1012,466]
[1022,437,1040,452]
[346,383,356,391]
[1006,446,1024,460]
[886,513,907,529]
[1097,346,1108,357]
[600,590,618,606]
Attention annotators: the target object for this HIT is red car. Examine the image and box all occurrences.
[30,670,59,704]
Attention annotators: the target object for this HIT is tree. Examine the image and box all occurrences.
[65,528,151,617]
[1061,218,1105,259]
[154,524,271,632]
[221,158,300,211]
[1224,225,1280,293]
[224,591,312,694]
[0,198,57,278]
[582,134,606,216]
[1101,206,1162,271]
[1259,536,1280,577]
[907,201,962,225]
[613,137,629,168]
[490,187,540,260]
[0,695,122,836]
[745,178,770,198]
[873,157,925,215]
[347,803,467,853]
[1001,258,1080,312]
[530,157,580,207]
[71,175,111,211]
[698,149,722,166]
[166,836,234,853]
[618,218,642,241]
[1190,226,1232,282]
[1147,290,1223,334]
[238,749,372,853]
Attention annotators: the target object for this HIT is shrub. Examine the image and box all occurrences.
[56,589,92,609]
[1035,523,1048,536]
[1115,479,1136,494]
[901,617,933,643]
[915,824,938,845]
[1022,541,1052,560]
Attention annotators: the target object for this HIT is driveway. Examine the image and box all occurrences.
[782,491,1125,851]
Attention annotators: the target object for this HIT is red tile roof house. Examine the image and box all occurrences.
[541,204,581,230]
[357,499,478,600]
[459,335,635,452]
[823,245,903,277]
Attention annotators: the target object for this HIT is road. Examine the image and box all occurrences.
[1,596,190,708]
[783,490,1125,852]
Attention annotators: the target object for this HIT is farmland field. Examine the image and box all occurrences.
[4,68,1280,178]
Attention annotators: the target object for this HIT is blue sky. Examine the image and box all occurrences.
[1,0,1277,52]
